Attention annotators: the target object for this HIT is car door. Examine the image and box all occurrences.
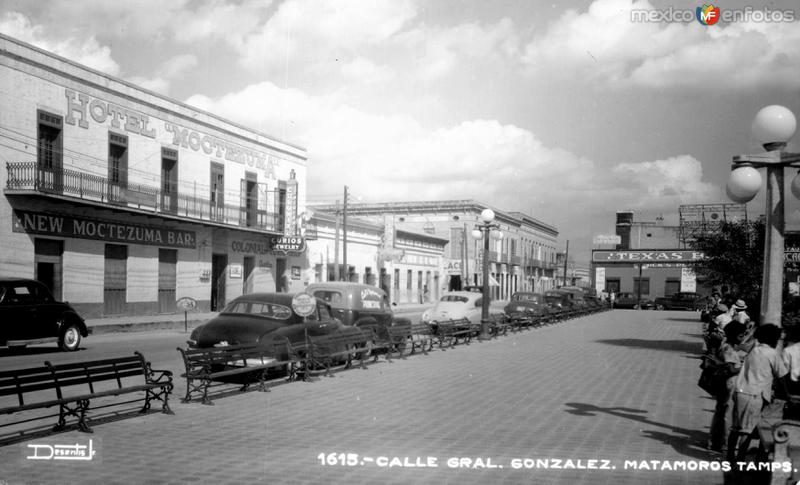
[29,281,62,338]
[4,283,39,341]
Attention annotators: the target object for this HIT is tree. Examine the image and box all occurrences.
[689,219,765,317]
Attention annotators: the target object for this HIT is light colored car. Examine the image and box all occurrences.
[422,291,490,326]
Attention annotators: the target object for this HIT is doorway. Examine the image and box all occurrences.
[211,253,227,311]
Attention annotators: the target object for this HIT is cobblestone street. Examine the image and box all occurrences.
[0,310,726,485]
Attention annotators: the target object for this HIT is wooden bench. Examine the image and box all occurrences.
[177,340,300,405]
[433,318,478,349]
[307,330,372,377]
[0,352,173,434]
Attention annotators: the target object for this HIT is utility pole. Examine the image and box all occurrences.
[333,199,340,281]
[563,239,569,287]
[342,185,348,282]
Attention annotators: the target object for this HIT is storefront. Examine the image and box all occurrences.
[591,249,708,299]
[0,34,308,318]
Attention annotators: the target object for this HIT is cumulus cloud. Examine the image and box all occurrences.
[0,12,121,75]
[126,54,198,95]
[186,81,721,234]
[522,0,800,90]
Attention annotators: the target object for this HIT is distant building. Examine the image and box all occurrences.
[592,211,709,299]
[308,200,560,301]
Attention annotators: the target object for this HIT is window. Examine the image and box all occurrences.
[161,147,178,213]
[633,277,650,296]
[210,162,224,221]
[313,290,343,304]
[407,270,412,290]
[37,110,63,192]
[393,269,400,290]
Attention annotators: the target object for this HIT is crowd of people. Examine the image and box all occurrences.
[699,288,800,464]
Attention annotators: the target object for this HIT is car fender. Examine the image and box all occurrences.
[57,311,89,337]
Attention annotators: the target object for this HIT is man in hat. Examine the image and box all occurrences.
[731,299,751,327]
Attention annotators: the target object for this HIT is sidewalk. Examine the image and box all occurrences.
[1,309,722,485]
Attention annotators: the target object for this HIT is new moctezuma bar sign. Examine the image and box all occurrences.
[12,210,196,249]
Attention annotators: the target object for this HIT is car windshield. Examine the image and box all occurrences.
[222,301,293,320]
[439,295,469,303]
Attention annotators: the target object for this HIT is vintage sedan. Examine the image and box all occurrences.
[422,291,491,326]
[614,292,655,310]
[187,292,348,352]
[654,292,705,311]
[0,277,88,351]
[504,292,548,317]
[305,282,410,328]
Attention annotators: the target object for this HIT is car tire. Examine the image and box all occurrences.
[59,322,82,351]
[656,304,665,311]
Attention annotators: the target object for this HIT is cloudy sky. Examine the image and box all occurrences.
[2,0,799,264]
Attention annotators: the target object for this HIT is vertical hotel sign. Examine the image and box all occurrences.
[284,175,299,235]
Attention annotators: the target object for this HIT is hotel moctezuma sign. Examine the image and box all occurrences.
[592,250,706,263]
[12,210,196,249]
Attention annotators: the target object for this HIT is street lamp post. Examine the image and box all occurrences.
[726,105,800,327]
[471,208,503,340]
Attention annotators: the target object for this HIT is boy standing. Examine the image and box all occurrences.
[727,324,788,463]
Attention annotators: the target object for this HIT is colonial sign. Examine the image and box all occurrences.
[12,210,196,249]
[592,250,705,263]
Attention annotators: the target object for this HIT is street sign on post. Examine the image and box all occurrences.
[176,297,198,333]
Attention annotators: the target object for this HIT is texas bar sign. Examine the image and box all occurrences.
[592,250,705,263]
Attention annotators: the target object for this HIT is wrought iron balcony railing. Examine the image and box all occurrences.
[6,162,282,232]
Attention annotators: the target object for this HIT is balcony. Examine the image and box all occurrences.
[5,162,282,233]
[510,255,522,265]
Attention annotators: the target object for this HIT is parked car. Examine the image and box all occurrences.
[614,292,655,310]
[187,292,349,353]
[504,292,548,317]
[422,291,492,326]
[654,292,705,311]
[0,277,88,351]
[543,289,574,309]
[305,282,411,346]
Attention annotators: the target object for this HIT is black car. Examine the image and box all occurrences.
[0,278,88,351]
[504,292,548,316]
[188,292,349,352]
[614,292,655,310]
[654,292,705,311]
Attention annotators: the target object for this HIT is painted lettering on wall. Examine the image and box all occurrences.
[63,88,283,180]
[12,210,196,249]
[64,89,156,138]
[592,250,705,263]
[164,122,278,179]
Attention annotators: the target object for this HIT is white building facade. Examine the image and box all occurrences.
[308,200,560,301]
[0,34,308,318]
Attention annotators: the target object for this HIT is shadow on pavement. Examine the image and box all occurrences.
[0,346,71,358]
[564,402,721,461]
[595,338,703,354]
[666,317,703,323]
